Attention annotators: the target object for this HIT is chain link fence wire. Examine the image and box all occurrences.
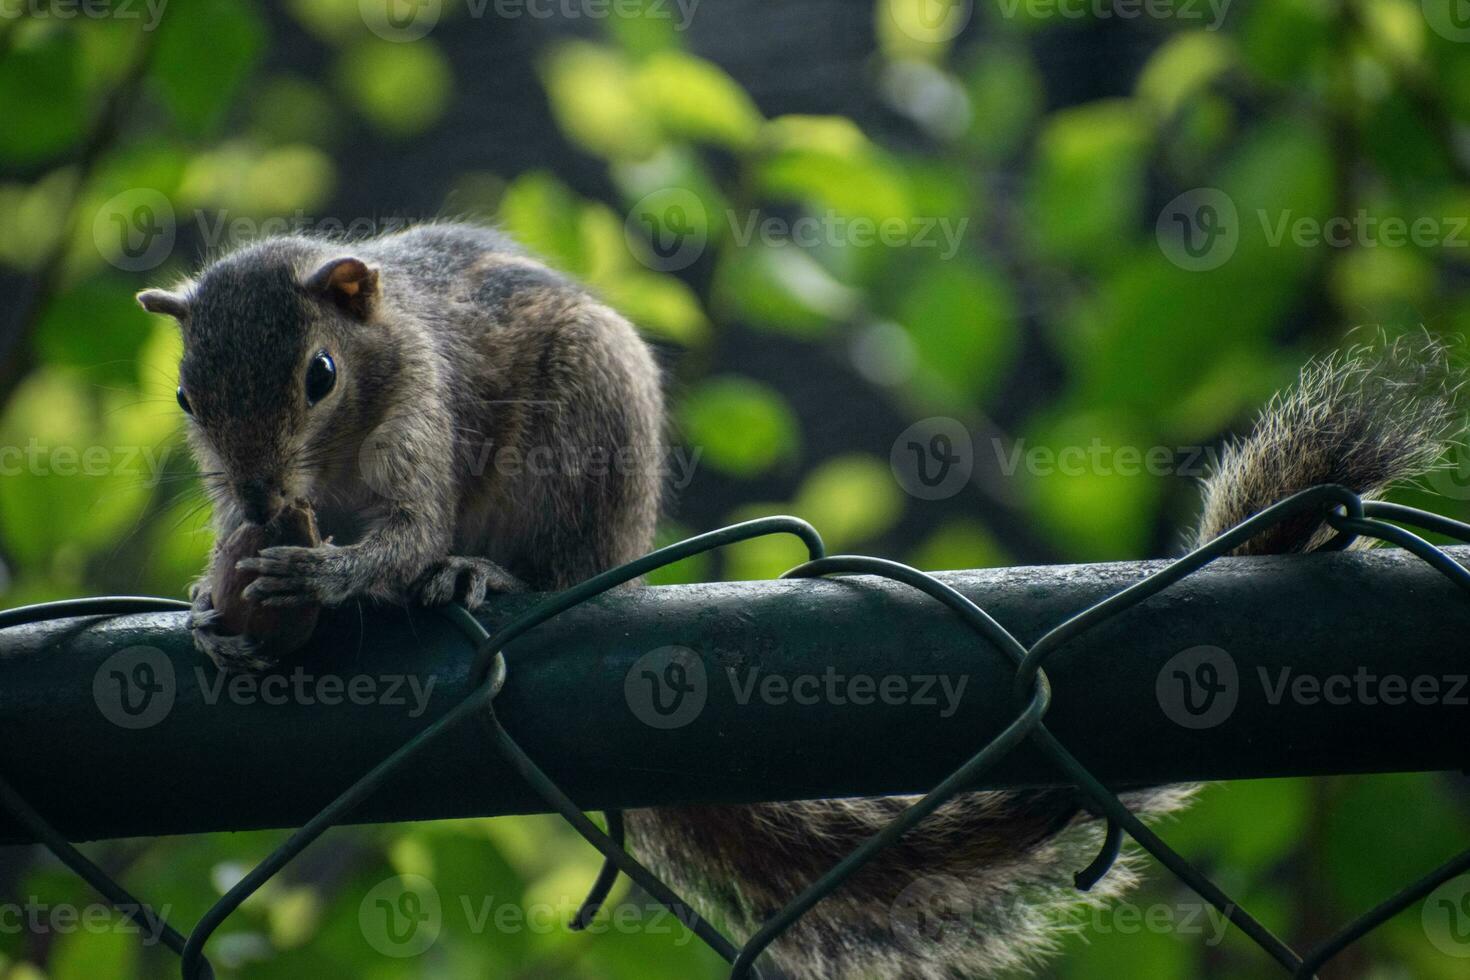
[2,484,1469,978]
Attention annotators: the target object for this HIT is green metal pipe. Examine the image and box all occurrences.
[1,544,1467,843]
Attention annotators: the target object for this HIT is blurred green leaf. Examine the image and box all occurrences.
[1024,100,1152,268]
[1019,409,1164,559]
[713,242,859,337]
[678,376,800,477]
[876,0,968,62]
[961,43,1044,162]
[0,26,87,166]
[541,42,661,160]
[153,0,266,135]
[599,270,712,346]
[35,276,155,387]
[1064,118,1332,419]
[758,116,912,225]
[1136,32,1237,120]
[894,255,1017,405]
[48,921,138,980]
[793,453,903,549]
[498,171,588,275]
[906,518,1008,570]
[634,51,763,151]
[336,37,452,137]
[1239,0,1333,84]
[179,143,336,218]
[578,201,712,345]
[0,169,76,272]
[249,75,344,147]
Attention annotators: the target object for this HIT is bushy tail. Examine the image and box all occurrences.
[631,335,1464,980]
[630,787,1196,980]
[1196,334,1465,554]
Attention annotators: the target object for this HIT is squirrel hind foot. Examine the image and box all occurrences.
[415,555,526,608]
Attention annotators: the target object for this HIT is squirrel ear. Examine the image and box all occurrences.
[305,257,378,319]
[136,289,189,321]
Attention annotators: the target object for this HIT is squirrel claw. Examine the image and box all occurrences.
[191,623,278,674]
[416,555,525,608]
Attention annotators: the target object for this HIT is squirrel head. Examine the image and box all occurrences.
[138,239,385,525]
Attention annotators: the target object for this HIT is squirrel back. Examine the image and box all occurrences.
[144,222,665,670]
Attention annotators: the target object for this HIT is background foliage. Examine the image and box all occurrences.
[2,0,1470,976]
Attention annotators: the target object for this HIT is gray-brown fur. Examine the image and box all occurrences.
[144,229,1461,977]
[1196,334,1465,555]
[139,223,663,671]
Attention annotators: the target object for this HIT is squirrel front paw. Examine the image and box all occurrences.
[193,623,279,673]
[187,588,279,673]
[416,556,525,608]
[235,545,355,607]
[186,578,219,631]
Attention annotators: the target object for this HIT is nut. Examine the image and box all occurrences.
[210,499,323,660]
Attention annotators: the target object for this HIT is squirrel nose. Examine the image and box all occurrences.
[237,479,284,524]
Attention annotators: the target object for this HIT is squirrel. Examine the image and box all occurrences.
[138,223,663,673]
[138,225,1462,978]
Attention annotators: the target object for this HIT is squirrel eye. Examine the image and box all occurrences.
[176,386,193,416]
[305,350,337,405]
